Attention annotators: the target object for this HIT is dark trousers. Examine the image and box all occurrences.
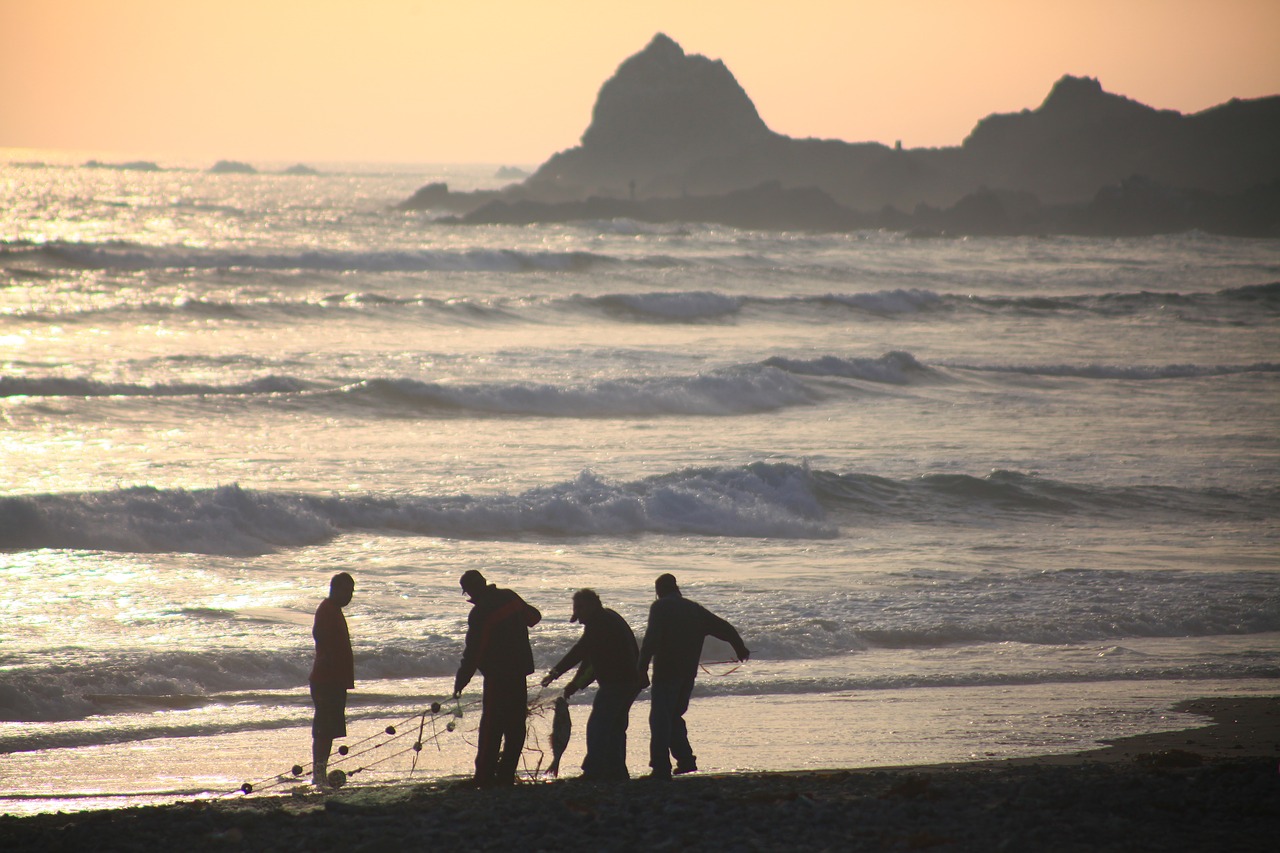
[475,671,527,784]
[582,681,637,780]
[648,676,696,775]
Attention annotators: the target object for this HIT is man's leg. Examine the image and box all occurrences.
[585,682,631,780]
[669,677,697,773]
[311,737,332,787]
[474,678,502,784]
[582,690,604,778]
[310,685,346,787]
[648,680,677,777]
[599,682,634,779]
[494,672,527,785]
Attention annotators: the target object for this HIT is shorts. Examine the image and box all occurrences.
[310,684,348,740]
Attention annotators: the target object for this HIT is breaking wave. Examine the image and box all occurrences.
[2,465,1271,557]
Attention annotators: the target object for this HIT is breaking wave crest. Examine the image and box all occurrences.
[0,465,834,555]
[3,465,1270,557]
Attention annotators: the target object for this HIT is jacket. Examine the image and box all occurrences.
[548,607,641,690]
[639,590,747,684]
[458,584,542,683]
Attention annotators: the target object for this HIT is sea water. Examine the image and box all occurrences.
[1,154,1277,813]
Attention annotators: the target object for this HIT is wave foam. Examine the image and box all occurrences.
[762,351,931,384]
[1,464,835,555]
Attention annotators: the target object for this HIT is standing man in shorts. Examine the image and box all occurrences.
[309,571,355,788]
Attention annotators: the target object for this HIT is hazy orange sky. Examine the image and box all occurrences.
[2,0,1277,166]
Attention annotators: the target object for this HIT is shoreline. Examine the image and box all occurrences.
[2,696,1275,851]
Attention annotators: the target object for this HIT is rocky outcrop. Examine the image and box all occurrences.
[401,35,1280,235]
[209,160,257,175]
[523,34,774,199]
[954,75,1280,203]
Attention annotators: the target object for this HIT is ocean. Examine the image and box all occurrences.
[2,153,1277,814]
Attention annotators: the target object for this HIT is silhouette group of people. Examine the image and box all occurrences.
[308,569,749,787]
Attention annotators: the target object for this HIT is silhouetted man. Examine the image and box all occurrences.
[309,571,355,788]
[454,569,542,786]
[637,573,749,780]
[541,588,645,781]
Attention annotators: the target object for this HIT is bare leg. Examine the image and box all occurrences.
[312,737,333,787]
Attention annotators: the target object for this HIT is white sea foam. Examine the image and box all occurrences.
[762,351,930,384]
[3,466,1270,556]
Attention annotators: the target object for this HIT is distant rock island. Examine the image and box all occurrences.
[83,159,161,171]
[403,34,1280,236]
[209,160,257,175]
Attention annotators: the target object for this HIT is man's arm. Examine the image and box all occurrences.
[454,612,480,695]
[637,602,661,676]
[704,607,750,661]
[541,636,587,687]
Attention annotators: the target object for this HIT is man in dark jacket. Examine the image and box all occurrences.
[453,570,542,786]
[637,573,749,780]
[541,589,645,781]
[309,571,355,789]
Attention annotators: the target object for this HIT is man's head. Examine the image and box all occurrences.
[329,572,354,608]
[655,573,679,598]
[459,570,487,601]
[570,588,602,623]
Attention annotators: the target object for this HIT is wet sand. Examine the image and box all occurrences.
[2,696,1275,852]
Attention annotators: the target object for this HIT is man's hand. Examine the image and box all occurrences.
[736,647,751,663]
[540,671,557,688]
[453,673,470,697]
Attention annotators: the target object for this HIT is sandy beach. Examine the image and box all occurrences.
[2,695,1274,852]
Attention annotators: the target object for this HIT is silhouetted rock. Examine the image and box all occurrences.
[83,160,161,171]
[282,164,320,176]
[1072,175,1280,237]
[209,160,257,174]
[525,33,774,199]
[400,35,1280,236]
[400,182,459,212]
[494,166,530,180]
[452,181,868,232]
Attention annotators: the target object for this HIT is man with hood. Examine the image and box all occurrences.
[637,573,749,780]
[453,569,542,786]
[541,588,645,780]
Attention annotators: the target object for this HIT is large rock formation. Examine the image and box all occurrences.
[402,34,1280,235]
[524,34,774,199]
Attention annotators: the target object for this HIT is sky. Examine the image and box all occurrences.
[2,0,1278,166]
